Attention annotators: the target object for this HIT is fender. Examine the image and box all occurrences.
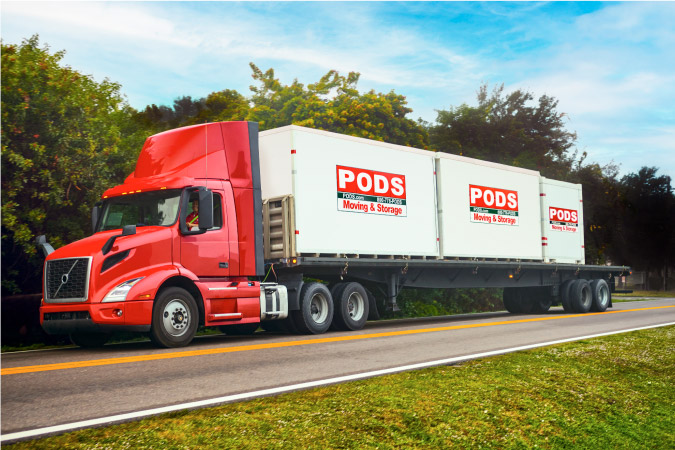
[126,264,182,301]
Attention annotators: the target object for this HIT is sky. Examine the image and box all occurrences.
[2,1,674,178]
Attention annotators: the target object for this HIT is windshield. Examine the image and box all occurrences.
[98,189,182,231]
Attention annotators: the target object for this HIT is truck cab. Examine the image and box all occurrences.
[40,121,285,348]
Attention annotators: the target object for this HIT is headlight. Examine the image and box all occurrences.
[102,277,144,303]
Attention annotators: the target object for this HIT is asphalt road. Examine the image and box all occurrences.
[2,298,674,440]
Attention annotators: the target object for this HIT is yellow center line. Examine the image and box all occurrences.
[3,305,674,376]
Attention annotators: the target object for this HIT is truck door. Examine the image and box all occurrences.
[180,186,231,277]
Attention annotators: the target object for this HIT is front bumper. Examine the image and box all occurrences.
[40,300,153,335]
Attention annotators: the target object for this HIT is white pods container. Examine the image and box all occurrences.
[259,126,439,257]
[435,153,543,260]
[539,177,585,264]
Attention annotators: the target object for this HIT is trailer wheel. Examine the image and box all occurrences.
[560,280,575,313]
[530,288,552,314]
[503,288,521,313]
[150,287,198,347]
[569,279,592,313]
[291,282,333,334]
[329,283,349,330]
[517,289,537,314]
[70,332,109,348]
[219,323,259,335]
[590,279,611,312]
[332,282,369,331]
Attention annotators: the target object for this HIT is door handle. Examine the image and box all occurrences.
[219,262,229,269]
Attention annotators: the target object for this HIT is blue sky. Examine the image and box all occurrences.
[2,1,674,178]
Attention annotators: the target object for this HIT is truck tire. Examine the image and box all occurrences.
[290,282,333,334]
[329,283,349,330]
[517,289,537,314]
[70,332,109,348]
[529,287,552,314]
[590,279,611,312]
[569,279,592,313]
[219,323,259,335]
[560,280,575,313]
[150,287,198,347]
[502,288,521,313]
[332,282,369,331]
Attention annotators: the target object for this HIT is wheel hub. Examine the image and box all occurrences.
[162,299,190,336]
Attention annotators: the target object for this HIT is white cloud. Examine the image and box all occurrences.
[2,1,673,176]
[3,1,197,47]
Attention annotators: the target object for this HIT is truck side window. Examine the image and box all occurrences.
[212,194,223,230]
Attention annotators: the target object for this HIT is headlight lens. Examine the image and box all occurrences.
[102,277,144,303]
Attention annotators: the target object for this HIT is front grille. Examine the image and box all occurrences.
[44,311,91,321]
[44,257,92,303]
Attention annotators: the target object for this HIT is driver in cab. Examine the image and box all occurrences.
[186,199,199,230]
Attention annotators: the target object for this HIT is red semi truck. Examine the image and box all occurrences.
[39,121,628,348]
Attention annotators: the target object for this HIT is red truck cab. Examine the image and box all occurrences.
[40,121,272,347]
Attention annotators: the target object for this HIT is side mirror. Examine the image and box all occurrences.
[91,204,101,234]
[198,189,214,230]
[102,225,136,255]
[36,235,54,257]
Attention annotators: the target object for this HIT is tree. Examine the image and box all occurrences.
[247,64,428,148]
[567,159,622,264]
[1,36,138,294]
[429,84,577,178]
[616,167,674,290]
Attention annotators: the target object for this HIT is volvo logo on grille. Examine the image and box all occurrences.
[53,259,79,298]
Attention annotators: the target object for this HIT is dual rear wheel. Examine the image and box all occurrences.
[290,281,370,334]
[504,278,611,315]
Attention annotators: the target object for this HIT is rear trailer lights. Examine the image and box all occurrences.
[102,277,143,303]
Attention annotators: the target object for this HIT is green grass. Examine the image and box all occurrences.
[613,290,675,299]
[6,326,674,449]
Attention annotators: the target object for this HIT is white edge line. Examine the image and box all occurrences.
[2,322,674,443]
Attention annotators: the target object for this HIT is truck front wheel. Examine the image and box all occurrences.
[291,282,333,334]
[150,287,198,347]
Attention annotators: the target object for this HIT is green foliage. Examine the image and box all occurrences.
[567,159,623,264]
[1,36,138,294]
[247,63,428,147]
[615,167,674,289]
[390,288,503,318]
[430,84,577,178]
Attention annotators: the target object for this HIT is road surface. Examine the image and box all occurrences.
[2,299,674,442]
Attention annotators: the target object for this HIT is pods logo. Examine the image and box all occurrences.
[336,166,407,217]
[468,184,519,226]
[549,207,579,233]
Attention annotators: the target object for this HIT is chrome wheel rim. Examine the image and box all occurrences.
[347,291,365,321]
[310,293,329,324]
[598,285,610,308]
[162,299,190,337]
[581,286,592,309]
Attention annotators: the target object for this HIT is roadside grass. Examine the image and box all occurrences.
[613,290,675,299]
[6,326,673,449]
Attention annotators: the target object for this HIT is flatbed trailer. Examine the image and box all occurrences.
[38,121,630,347]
